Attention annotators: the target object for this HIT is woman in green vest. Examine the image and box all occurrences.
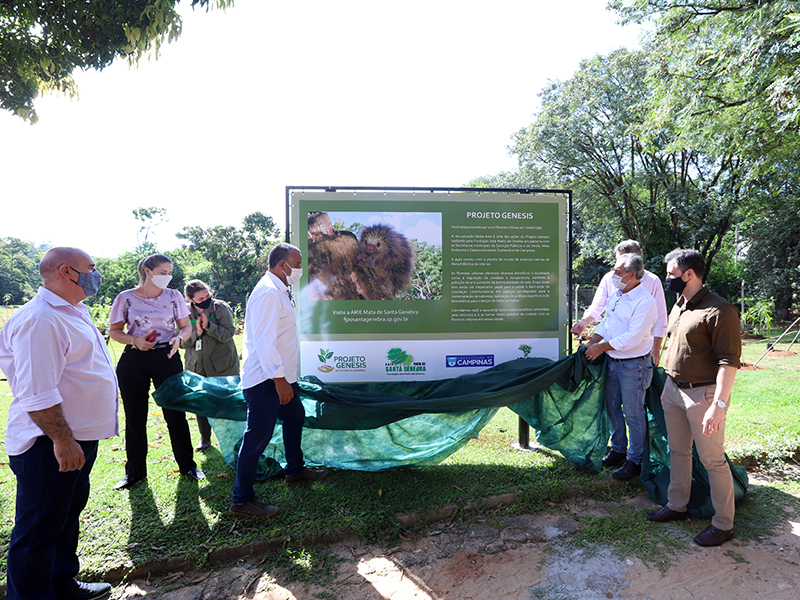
[181,279,241,450]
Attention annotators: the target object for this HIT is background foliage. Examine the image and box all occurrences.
[0,0,231,122]
[0,237,45,304]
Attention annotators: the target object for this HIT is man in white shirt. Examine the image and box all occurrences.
[0,247,118,600]
[585,253,658,481]
[230,243,328,518]
[571,240,667,365]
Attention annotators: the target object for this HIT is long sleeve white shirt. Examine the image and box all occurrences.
[0,287,119,456]
[594,284,658,359]
[583,269,668,338]
[241,271,298,389]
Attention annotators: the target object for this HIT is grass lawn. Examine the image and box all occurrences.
[0,329,799,585]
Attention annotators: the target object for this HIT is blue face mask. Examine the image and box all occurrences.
[69,266,103,297]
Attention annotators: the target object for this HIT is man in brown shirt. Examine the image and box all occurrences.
[645,249,741,546]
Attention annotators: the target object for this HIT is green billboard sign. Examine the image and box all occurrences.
[289,190,569,382]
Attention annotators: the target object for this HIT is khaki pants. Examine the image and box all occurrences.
[662,377,735,530]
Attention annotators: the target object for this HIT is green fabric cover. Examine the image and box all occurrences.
[153,351,747,517]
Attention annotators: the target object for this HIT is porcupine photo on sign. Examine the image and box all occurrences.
[307,211,442,301]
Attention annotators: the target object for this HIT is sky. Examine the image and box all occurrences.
[326,212,443,246]
[0,1,644,259]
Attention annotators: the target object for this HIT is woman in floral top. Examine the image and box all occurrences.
[108,253,203,490]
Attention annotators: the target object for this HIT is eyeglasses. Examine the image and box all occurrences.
[610,291,623,311]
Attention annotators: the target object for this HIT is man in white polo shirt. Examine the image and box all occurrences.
[585,253,658,481]
[0,247,118,600]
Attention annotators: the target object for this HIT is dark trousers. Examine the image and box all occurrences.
[7,437,98,600]
[116,346,195,477]
[197,416,212,441]
[231,379,306,503]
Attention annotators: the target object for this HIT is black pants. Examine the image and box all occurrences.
[116,346,196,478]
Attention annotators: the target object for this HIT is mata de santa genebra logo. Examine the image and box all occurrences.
[385,347,426,375]
[317,349,366,373]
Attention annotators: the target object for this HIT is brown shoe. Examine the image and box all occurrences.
[693,525,733,546]
[285,468,329,485]
[645,506,688,522]
[229,498,279,518]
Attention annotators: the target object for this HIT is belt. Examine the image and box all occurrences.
[129,342,171,351]
[673,379,716,389]
[608,354,650,362]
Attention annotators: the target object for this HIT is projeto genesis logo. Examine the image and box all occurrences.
[446,354,495,368]
[317,349,367,373]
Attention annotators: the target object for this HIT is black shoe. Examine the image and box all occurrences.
[112,474,145,491]
[195,437,211,451]
[182,467,205,480]
[602,450,627,468]
[229,498,280,518]
[646,506,688,522]
[611,459,641,481]
[694,525,734,546]
[57,581,111,600]
[285,468,329,484]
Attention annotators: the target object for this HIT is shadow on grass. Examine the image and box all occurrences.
[78,445,640,581]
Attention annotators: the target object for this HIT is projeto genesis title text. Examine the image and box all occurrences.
[466,211,535,219]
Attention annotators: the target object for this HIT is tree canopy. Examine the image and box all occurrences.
[1,0,231,122]
[176,212,281,306]
[0,237,45,304]
[610,0,800,172]
[510,48,747,278]
[600,0,800,315]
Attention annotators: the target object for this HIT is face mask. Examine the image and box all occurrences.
[611,272,628,291]
[285,266,303,286]
[666,275,687,294]
[69,266,102,297]
[150,273,173,289]
[194,297,213,310]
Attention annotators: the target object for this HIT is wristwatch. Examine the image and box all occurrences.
[714,399,727,409]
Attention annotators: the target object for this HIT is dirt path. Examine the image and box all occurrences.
[112,487,800,600]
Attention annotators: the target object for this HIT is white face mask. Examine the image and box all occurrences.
[611,272,628,291]
[150,273,173,289]
[285,266,303,286]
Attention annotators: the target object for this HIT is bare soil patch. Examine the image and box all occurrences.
[111,484,800,600]
[740,362,764,371]
[766,349,797,357]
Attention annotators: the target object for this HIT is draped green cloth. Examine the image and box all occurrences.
[153,351,747,518]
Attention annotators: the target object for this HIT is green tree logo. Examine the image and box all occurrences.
[317,349,334,373]
[387,347,414,366]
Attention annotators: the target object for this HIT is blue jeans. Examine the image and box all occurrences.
[7,436,98,600]
[606,356,653,465]
[231,379,306,504]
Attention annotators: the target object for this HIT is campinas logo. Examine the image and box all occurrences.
[446,354,494,368]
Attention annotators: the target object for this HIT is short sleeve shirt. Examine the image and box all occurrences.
[109,288,189,343]
[662,286,741,382]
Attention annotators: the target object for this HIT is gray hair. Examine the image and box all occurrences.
[619,253,645,280]
[615,239,643,257]
[268,242,301,269]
